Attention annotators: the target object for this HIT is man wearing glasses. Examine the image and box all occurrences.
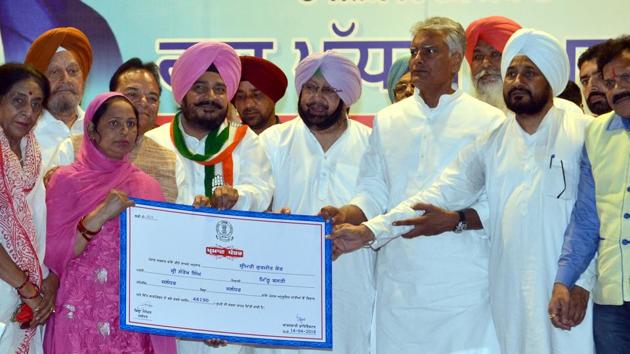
[51,58,182,203]
[330,28,597,354]
[551,35,630,353]
[322,17,504,354]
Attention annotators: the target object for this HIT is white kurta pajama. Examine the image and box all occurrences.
[241,118,375,354]
[352,89,505,354]
[144,119,273,354]
[33,108,84,170]
[366,103,596,354]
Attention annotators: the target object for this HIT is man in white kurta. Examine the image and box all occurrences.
[146,119,272,208]
[24,27,93,169]
[325,17,505,353]
[144,41,273,354]
[244,51,375,354]
[34,108,84,169]
[359,29,596,354]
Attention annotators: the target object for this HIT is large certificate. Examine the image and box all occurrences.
[119,199,332,349]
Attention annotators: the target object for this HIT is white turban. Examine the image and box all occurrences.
[500,28,569,96]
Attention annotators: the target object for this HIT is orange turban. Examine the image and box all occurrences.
[465,16,521,65]
[24,27,93,81]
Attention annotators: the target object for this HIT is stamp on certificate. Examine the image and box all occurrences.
[215,220,234,242]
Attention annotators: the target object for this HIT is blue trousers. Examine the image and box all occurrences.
[594,302,630,354]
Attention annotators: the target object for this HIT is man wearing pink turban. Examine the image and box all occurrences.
[145,42,273,312]
[246,51,374,354]
[463,16,521,111]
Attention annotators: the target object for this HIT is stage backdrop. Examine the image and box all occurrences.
[0,0,626,120]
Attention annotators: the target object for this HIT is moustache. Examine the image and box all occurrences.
[474,69,501,81]
[508,87,532,98]
[242,108,260,115]
[306,102,329,112]
[587,91,607,102]
[612,91,630,105]
[53,83,78,95]
[195,100,224,110]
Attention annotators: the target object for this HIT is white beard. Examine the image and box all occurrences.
[474,78,507,111]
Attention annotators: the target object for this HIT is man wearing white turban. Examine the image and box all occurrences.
[322,17,505,353]
[242,51,374,354]
[331,28,596,354]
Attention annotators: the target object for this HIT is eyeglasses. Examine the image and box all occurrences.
[603,72,630,90]
[302,82,342,98]
[394,82,414,95]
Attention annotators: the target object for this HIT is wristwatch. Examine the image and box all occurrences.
[453,210,468,233]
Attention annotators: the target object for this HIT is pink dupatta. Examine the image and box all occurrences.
[44,92,176,354]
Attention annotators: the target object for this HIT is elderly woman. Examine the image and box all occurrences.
[386,55,414,103]
[43,92,175,353]
[0,63,54,354]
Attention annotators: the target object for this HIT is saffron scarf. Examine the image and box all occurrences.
[0,129,42,354]
[170,112,248,196]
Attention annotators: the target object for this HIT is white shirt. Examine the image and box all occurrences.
[367,103,595,354]
[354,89,505,354]
[145,119,273,209]
[34,108,84,170]
[244,118,375,354]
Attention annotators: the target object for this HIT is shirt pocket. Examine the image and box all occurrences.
[542,159,578,201]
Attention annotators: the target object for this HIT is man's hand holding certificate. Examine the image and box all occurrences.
[119,199,332,349]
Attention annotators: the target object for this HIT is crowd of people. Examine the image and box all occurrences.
[0,13,628,354]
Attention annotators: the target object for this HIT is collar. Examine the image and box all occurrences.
[178,116,229,145]
[607,113,630,131]
[414,88,463,118]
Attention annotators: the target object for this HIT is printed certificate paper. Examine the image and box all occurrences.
[119,199,332,349]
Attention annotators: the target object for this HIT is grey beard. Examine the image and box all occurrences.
[48,96,79,118]
[474,79,507,111]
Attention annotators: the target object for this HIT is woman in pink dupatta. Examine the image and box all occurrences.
[43,92,176,354]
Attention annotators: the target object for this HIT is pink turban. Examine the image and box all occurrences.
[171,41,241,104]
[294,51,362,106]
[465,16,522,65]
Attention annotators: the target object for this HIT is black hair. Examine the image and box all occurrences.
[558,80,583,107]
[597,35,630,73]
[0,63,50,107]
[109,57,162,95]
[577,42,606,70]
[207,63,219,73]
[91,96,139,132]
